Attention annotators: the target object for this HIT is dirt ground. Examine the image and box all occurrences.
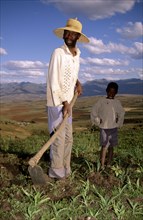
[0,151,143,220]
[0,151,121,192]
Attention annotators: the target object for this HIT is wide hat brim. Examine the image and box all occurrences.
[54,27,89,43]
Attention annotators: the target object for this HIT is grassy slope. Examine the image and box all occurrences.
[0,95,143,219]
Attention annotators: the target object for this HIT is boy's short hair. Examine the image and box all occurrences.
[106,82,118,94]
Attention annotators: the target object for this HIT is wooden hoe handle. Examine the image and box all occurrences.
[28,92,78,167]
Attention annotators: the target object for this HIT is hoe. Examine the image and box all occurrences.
[28,92,78,185]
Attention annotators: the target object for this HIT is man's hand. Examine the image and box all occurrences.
[76,80,82,96]
[62,101,71,117]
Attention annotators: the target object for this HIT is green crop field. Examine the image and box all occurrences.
[0,95,143,220]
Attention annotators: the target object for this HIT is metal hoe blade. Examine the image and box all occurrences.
[28,165,47,185]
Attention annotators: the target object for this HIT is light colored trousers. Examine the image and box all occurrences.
[47,106,73,179]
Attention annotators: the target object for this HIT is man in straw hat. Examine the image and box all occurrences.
[46,18,89,179]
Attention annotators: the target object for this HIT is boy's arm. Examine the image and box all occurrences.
[90,101,101,126]
[117,101,125,128]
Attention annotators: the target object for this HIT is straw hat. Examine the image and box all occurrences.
[54,18,89,43]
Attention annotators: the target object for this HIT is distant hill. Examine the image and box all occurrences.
[0,82,46,96]
[82,78,143,96]
[0,82,47,102]
[0,78,142,102]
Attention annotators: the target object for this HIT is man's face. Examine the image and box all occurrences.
[63,30,81,47]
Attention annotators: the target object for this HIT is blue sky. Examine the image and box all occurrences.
[0,0,143,84]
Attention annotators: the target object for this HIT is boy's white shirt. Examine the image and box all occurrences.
[91,97,125,129]
[47,44,80,106]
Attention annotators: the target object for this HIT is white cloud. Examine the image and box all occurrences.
[117,22,143,39]
[0,48,7,55]
[80,57,129,66]
[1,69,46,84]
[128,42,143,59]
[41,0,136,20]
[3,60,47,70]
[1,69,45,77]
[137,68,143,79]
[1,60,48,83]
[84,37,143,59]
[84,38,110,54]
[79,66,143,83]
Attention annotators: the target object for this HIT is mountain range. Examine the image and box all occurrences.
[81,78,143,96]
[0,78,142,102]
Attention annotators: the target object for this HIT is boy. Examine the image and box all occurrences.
[90,82,125,169]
